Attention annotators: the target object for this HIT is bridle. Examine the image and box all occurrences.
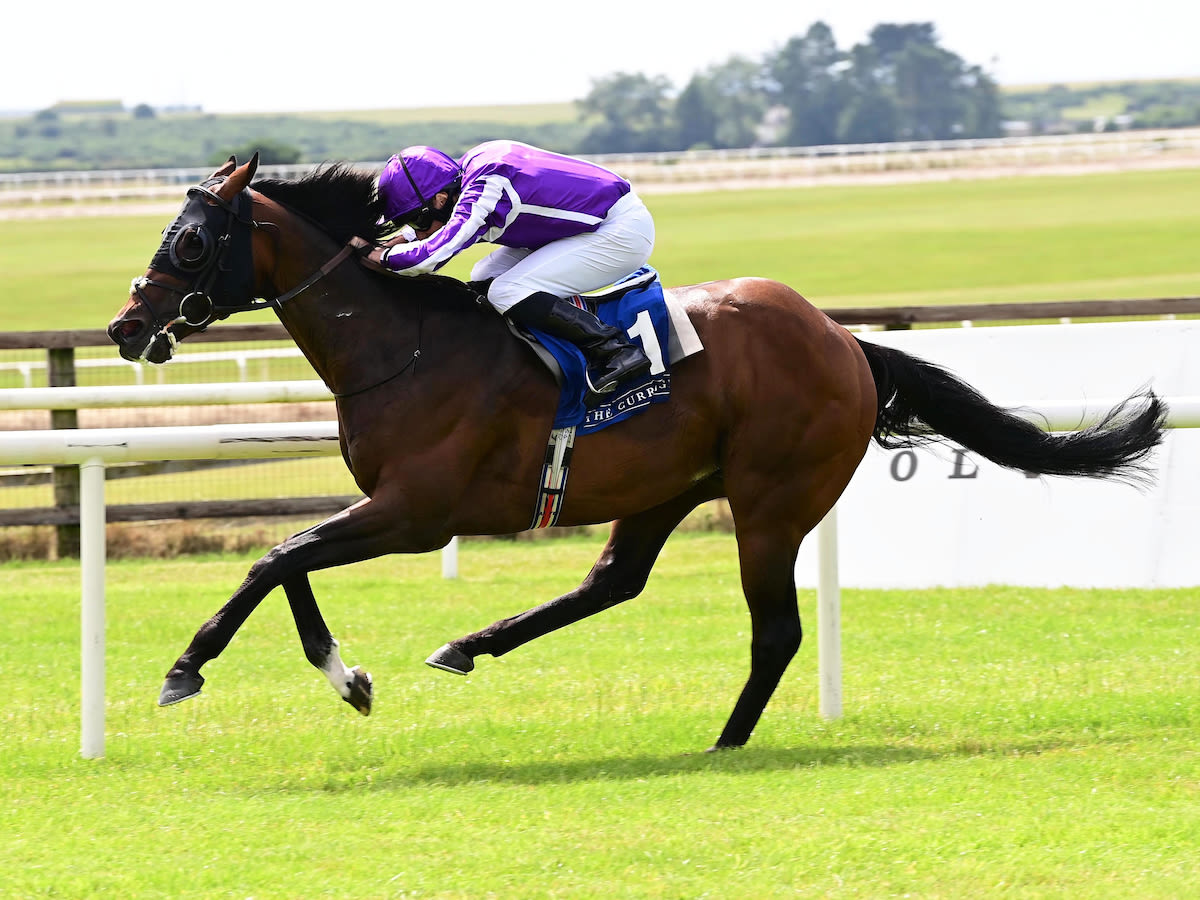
[128,176,265,361]
[127,171,419,397]
[129,175,361,363]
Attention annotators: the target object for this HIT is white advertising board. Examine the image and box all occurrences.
[794,320,1200,588]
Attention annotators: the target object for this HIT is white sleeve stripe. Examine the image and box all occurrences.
[482,177,521,242]
[482,173,605,229]
[517,203,604,226]
[395,176,507,274]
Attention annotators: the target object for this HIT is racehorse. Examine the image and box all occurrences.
[106,154,1166,751]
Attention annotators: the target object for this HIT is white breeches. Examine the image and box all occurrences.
[469,191,655,313]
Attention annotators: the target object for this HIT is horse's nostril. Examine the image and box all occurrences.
[117,319,142,339]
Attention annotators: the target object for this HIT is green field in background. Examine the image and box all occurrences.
[3,534,1198,897]
[1,167,1198,334]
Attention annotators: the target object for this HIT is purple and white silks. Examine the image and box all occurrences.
[380,140,637,279]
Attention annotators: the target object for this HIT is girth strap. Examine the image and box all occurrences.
[530,426,577,529]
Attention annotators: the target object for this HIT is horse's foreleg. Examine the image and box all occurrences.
[283,574,373,715]
[159,546,291,706]
[159,498,404,708]
[427,478,722,674]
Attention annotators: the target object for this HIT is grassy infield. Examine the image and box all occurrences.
[2,167,1199,896]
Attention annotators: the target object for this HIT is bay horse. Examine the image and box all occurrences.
[106,154,1165,750]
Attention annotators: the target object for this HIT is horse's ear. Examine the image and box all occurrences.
[221,152,260,197]
[212,156,237,179]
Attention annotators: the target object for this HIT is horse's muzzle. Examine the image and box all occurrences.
[107,315,172,363]
[107,315,143,360]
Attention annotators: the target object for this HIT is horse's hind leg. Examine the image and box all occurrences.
[713,457,859,749]
[709,528,804,750]
[428,477,723,673]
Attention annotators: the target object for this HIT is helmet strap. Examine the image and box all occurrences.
[398,155,432,220]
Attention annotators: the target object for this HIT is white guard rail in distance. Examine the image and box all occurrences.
[5,127,1199,199]
[0,379,332,410]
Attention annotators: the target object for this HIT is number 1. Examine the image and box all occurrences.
[626,310,666,375]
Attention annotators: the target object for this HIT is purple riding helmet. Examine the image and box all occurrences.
[378,146,462,229]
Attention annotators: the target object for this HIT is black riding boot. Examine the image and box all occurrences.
[507,292,652,394]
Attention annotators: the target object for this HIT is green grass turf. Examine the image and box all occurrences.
[644,167,1200,308]
[1,167,1198,333]
[2,534,1198,897]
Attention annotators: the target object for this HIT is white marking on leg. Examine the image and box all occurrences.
[320,639,357,699]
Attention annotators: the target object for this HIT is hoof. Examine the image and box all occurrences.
[159,672,204,707]
[705,743,741,753]
[425,643,474,676]
[344,666,373,716]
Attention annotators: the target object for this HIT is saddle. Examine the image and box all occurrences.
[505,267,704,433]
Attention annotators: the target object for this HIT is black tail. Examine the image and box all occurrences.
[856,338,1167,484]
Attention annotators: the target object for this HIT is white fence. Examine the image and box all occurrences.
[0,378,449,759]
[0,346,307,388]
[0,378,330,410]
[0,421,342,759]
[0,414,459,759]
[4,128,1199,205]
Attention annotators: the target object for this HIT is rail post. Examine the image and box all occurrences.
[48,347,80,558]
[79,457,106,759]
[816,506,842,720]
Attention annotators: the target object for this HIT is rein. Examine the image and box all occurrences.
[333,345,422,400]
[277,235,424,400]
[274,238,362,306]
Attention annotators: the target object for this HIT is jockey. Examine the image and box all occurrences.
[369,140,654,395]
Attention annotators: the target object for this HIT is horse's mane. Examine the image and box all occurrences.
[252,163,482,312]
[253,162,386,244]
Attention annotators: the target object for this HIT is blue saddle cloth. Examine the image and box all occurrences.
[525,267,672,435]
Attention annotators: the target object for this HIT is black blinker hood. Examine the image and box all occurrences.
[149,177,257,316]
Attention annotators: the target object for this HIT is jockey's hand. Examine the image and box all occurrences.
[361,245,393,273]
[384,225,417,246]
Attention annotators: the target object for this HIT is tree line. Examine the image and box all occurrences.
[578,22,1002,153]
[1,22,1198,173]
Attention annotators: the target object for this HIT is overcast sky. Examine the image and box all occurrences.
[2,1,1196,114]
